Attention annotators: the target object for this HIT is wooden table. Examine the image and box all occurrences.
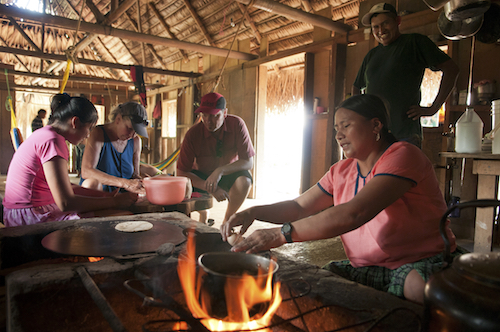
[440,152,500,252]
[128,194,213,217]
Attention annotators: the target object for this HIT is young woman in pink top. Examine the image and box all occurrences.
[3,94,138,227]
[221,94,464,304]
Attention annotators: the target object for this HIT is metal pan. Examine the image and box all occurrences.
[41,220,186,257]
[438,11,484,40]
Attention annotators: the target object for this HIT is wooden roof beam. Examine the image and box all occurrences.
[237,2,262,44]
[0,46,202,78]
[72,0,137,55]
[124,11,167,69]
[0,35,31,72]
[94,37,131,81]
[6,68,134,86]
[0,4,257,60]
[301,0,313,13]
[148,1,189,62]
[182,0,215,47]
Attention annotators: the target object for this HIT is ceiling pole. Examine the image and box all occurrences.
[234,0,351,33]
[136,0,146,67]
[237,2,262,44]
[125,12,167,70]
[148,2,189,62]
[0,46,202,77]
[6,68,135,86]
[0,35,31,72]
[182,0,215,47]
[0,4,258,60]
[72,0,137,55]
[95,37,132,80]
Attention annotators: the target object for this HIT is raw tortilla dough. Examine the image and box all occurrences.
[115,221,153,232]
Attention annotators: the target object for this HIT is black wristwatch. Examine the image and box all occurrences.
[281,222,294,243]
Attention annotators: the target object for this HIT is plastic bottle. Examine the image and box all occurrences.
[493,99,500,154]
[455,107,483,153]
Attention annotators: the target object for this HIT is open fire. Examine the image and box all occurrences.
[177,229,282,331]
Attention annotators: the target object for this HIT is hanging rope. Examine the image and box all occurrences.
[60,0,86,94]
[211,0,255,92]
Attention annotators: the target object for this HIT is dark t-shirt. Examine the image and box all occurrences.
[353,33,450,141]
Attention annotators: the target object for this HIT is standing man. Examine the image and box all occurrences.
[177,92,255,225]
[31,109,47,132]
[353,3,459,147]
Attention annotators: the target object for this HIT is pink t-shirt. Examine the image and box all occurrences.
[318,141,456,269]
[3,126,69,209]
[177,114,255,175]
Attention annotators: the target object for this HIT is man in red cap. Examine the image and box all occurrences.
[353,2,459,148]
[177,92,255,225]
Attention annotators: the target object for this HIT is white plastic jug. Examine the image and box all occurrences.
[455,107,483,153]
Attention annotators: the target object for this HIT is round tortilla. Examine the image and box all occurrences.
[115,221,153,233]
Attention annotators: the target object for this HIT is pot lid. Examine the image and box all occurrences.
[452,252,500,287]
[438,11,484,40]
[444,0,491,21]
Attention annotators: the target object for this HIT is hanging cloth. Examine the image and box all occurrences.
[130,65,147,107]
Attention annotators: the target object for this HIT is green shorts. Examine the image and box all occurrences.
[322,246,468,298]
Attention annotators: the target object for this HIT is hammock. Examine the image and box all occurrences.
[142,146,180,171]
[4,69,23,151]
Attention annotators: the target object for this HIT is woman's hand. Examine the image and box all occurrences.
[230,228,285,254]
[212,187,230,202]
[123,178,145,195]
[221,208,255,242]
[204,168,223,193]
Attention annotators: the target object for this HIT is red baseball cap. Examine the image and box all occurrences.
[195,92,227,115]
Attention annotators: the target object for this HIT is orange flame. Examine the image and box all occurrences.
[88,257,104,262]
[177,229,281,331]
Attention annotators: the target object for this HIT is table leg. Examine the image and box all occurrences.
[474,174,496,252]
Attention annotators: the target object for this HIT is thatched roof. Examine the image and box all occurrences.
[0,0,362,91]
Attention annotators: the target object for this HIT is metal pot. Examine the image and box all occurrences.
[423,0,450,11]
[444,0,491,21]
[197,252,279,321]
[438,11,484,40]
[424,199,500,332]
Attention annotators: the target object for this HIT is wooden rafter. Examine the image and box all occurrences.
[301,0,313,13]
[93,37,127,80]
[148,1,189,62]
[72,0,137,55]
[0,45,202,77]
[82,0,140,72]
[124,12,167,69]
[182,0,215,47]
[0,36,31,72]
[136,0,146,67]
[237,2,261,44]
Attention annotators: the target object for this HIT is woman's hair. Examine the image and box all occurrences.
[48,93,98,125]
[337,94,397,143]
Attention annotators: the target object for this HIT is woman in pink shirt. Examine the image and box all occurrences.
[221,94,464,304]
[3,93,138,227]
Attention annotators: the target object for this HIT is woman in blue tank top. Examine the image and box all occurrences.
[80,102,152,194]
